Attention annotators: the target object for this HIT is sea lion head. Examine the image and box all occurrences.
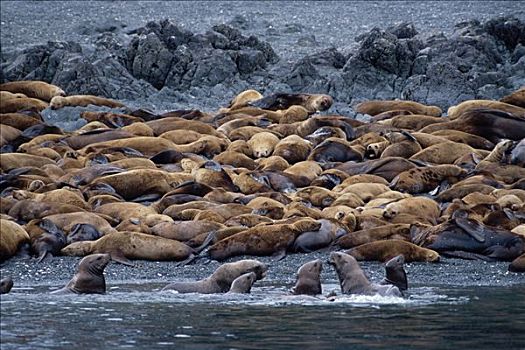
[79,253,111,275]
[50,96,67,110]
[61,240,94,257]
[228,272,257,293]
[212,259,268,292]
[328,251,370,294]
[0,277,14,294]
[310,94,334,112]
[291,259,323,295]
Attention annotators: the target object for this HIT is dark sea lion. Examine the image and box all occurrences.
[308,138,363,163]
[227,272,257,294]
[207,219,321,261]
[346,240,440,263]
[381,254,408,291]
[162,259,268,293]
[508,253,525,272]
[51,253,111,294]
[29,219,67,262]
[328,251,402,297]
[67,223,103,245]
[291,219,348,253]
[510,139,525,166]
[290,259,323,295]
[0,277,14,294]
[250,93,333,113]
[411,219,524,261]
[65,129,133,150]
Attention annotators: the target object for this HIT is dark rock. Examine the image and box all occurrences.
[387,22,418,39]
[484,16,525,50]
[297,35,318,47]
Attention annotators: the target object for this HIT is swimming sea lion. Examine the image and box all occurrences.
[380,254,408,291]
[328,251,402,297]
[162,259,268,293]
[0,277,14,294]
[227,272,257,293]
[290,259,323,295]
[51,253,111,294]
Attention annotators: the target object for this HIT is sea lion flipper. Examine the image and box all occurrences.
[272,249,287,261]
[174,254,199,267]
[454,218,486,243]
[109,250,134,266]
[36,251,51,263]
[441,250,493,261]
[194,232,216,254]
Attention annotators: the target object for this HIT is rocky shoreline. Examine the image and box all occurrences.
[1,2,525,119]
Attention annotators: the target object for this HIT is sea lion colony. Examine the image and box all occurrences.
[1,81,525,296]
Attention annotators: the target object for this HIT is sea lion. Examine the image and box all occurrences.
[0,80,65,102]
[382,197,440,224]
[207,219,322,261]
[67,223,104,244]
[291,219,348,253]
[380,114,445,130]
[411,218,524,261]
[0,90,27,101]
[213,150,257,170]
[250,93,333,113]
[447,100,525,119]
[309,138,363,163]
[345,240,440,263]
[227,272,257,293]
[410,141,481,164]
[430,130,494,150]
[355,100,442,117]
[51,253,111,294]
[227,89,264,109]
[290,259,323,295]
[500,87,525,108]
[328,251,402,297]
[508,253,525,272]
[0,112,43,130]
[28,219,67,262]
[380,254,408,291]
[50,95,125,110]
[272,135,312,164]
[0,219,30,262]
[390,164,467,194]
[510,139,525,167]
[247,132,280,158]
[162,259,268,293]
[61,231,196,266]
[0,97,49,113]
[336,157,418,182]
[8,200,86,223]
[80,111,143,128]
[0,277,14,294]
[335,224,411,249]
[0,153,55,172]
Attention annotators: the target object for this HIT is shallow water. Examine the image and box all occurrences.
[2,282,524,350]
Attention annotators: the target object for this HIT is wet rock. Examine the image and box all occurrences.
[387,22,419,39]
[484,16,525,50]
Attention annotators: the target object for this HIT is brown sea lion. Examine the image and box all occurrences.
[391,164,467,194]
[0,97,49,113]
[335,224,411,249]
[162,259,268,293]
[51,253,111,294]
[290,259,323,295]
[207,219,321,261]
[247,132,280,158]
[381,114,446,130]
[346,240,440,263]
[0,90,27,101]
[328,251,402,296]
[0,153,55,171]
[430,130,494,150]
[0,219,30,262]
[447,100,525,119]
[50,95,125,110]
[64,129,133,150]
[227,272,258,294]
[213,150,257,170]
[61,231,196,265]
[500,87,525,108]
[272,135,312,164]
[0,112,43,130]
[336,157,418,182]
[255,156,290,171]
[26,219,67,262]
[8,200,86,222]
[410,141,481,164]
[0,80,65,102]
[227,89,264,109]
[508,253,525,272]
[382,197,440,223]
[355,100,442,117]
[80,111,143,127]
[0,277,14,294]
[151,221,224,241]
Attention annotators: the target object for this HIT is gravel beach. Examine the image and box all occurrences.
[1,1,525,290]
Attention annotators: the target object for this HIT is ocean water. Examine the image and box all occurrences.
[1,282,524,350]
